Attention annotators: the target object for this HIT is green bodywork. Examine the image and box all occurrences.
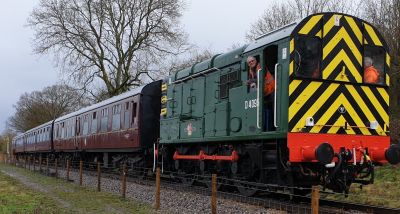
[160,37,291,144]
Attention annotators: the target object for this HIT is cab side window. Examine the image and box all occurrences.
[295,36,321,79]
[364,46,385,85]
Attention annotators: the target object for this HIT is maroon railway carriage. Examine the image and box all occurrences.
[12,121,53,157]
[12,134,24,154]
[52,81,161,166]
[19,121,53,153]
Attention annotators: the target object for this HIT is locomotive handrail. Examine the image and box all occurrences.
[274,63,279,128]
[257,68,262,129]
[171,67,221,84]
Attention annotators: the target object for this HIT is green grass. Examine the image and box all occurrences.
[0,169,61,213]
[0,164,153,214]
[328,165,400,208]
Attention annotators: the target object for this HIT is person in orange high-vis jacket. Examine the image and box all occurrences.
[263,69,275,96]
[246,56,275,94]
[363,57,380,84]
[263,67,275,131]
[246,56,276,131]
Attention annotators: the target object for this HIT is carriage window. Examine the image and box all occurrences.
[112,104,121,131]
[55,124,59,139]
[66,120,71,138]
[76,117,81,136]
[58,124,62,138]
[364,46,385,85]
[101,108,108,132]
[132,102,137,119]
[91,112,97,134]
[295,36,321,78]
[83,115,89,136]
[61,122,66,139]
[71,120,75,137]
[65,121,69,138]
[124,102,130,129]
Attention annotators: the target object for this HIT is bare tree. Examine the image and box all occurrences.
[166,47,216,74]
[0,128,16,154]
[246,2,297,41]
[362,0,400,75]
[28,0,188,99]
[290,0,329,18]
[362,0,400,143]
[8,84,88,132]
[246,0,359,40]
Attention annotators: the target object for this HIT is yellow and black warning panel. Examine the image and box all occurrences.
[288,13,390,136]
[160,81,168,117]
[288,80,389,135]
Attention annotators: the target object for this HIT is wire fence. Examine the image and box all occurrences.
[3,156,399,214]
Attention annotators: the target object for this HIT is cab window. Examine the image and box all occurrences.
[364,46,385,85]
[295,36,321,79]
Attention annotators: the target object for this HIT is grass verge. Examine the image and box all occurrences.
[0,168,61,213]
[0,164,152,214]
[328,165,400,208]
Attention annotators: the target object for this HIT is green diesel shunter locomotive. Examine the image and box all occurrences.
[158,12,399,195]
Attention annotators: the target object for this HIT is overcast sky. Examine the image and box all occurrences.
[0,0,270,133]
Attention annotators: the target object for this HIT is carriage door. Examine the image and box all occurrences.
[262,45,278,132]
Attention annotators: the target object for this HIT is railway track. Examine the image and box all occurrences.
[16,161,400,214]
[319,199,400,214]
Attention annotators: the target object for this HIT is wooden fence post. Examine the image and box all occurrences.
[211,174,217,214]
[46,157,49,174]
[33,157,36,171]
[55,159,58,178]
[122,164,127,198]
[39,156,42,172]
[79,160,83,186]
[311,185,320,214]
[67,159,70,181]
[97,161,101,192]
[155,167,161,210]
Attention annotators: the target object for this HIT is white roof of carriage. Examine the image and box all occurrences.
[55,85,145,122]
[25,120,53,134]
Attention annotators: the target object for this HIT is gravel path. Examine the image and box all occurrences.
[13,163,285,214]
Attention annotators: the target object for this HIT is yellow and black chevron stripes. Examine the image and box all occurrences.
[321,14,363,83]
[289,39,294,76]
[386,53,391,86]
[161,81,168,116]
[160,108,167,116]
[290,13,390,84]
[162,83,168,92]
[298,15,323,35]
[288,80,389,136]
[363,23,383,46]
